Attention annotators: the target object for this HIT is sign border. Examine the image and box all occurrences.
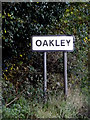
[32,35,75,52]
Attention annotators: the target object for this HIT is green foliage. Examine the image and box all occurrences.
[2,97,31,119]
[2,2,89,119]
[2,2,89,90]
[2,2,66,58]
[2,88,89,119]
[2,80,16,105]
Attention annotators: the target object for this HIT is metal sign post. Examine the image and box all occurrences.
[44,52,47,102]
[64,52,68,96]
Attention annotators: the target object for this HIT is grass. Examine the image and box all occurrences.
[33,87,88,118]
[2,85,89,119]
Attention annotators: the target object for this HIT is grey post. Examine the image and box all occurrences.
[64,52,68,96]
[44,52,47,102]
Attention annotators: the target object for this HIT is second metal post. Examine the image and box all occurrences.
[64,52,68,96]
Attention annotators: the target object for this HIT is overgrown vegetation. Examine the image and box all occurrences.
[2,2,89,119]
[2,86,89,119]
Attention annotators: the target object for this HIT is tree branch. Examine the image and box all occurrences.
[6,90,25,107]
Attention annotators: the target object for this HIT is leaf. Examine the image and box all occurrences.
[5,39,8,42]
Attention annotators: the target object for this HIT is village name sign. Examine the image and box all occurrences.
[32,35,74,102]
[32,36,74,51]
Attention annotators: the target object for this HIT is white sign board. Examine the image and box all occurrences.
[32,36,74,51]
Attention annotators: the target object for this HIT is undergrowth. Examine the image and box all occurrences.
[2,87,89,119]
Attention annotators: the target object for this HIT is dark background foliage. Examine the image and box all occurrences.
[2,2,89,119]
